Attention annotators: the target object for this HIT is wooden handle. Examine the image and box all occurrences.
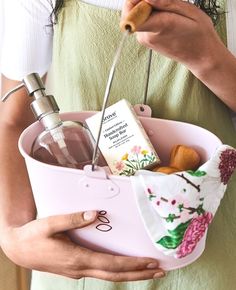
[120,1,152,33]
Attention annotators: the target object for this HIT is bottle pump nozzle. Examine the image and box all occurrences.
[1,73,62,131]
[2,72,47,102]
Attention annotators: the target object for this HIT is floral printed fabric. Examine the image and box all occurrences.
[131,145,236,259]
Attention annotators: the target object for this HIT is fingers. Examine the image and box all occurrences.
[145,0,205,21]
[38,211,97,236]
[72,247,161,273]
[77,268,166,282]
[128,0,142,7]
[126,0,142,10]
[136,10,186,34]
[70,248,165,281]
[121,0,142,19]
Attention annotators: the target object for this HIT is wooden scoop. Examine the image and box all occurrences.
[120,1,152,33]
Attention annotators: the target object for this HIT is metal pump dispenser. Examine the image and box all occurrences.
[1,73,62,132]
[1,73,97,168]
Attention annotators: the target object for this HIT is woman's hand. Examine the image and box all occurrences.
[122,0,236,111]
[0,211,165,281]
[122,0,224,74]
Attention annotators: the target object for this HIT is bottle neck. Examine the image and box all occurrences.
[40,112,63,131]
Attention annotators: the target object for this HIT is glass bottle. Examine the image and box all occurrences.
[31,120,96,169]
[1,73,103,169]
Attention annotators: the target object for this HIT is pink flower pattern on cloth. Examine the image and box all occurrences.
[176,212,213,258]
[219,148,236,184]
[131,145,236,259]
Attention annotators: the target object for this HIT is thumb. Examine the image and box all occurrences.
[38,211,97,236]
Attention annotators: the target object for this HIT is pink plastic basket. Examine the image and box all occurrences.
[19,109,222,271]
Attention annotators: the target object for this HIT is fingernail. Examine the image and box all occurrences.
[153,271,166,279]
[147,262,159,269]
[83,210,97,221]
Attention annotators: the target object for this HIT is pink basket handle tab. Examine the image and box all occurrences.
[79,165,120,199]
[133,104,152,118]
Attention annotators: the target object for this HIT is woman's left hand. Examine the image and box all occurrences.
[122,0,236,111]
[122,0,225,74]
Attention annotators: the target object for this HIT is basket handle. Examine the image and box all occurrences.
[91,46,153,171]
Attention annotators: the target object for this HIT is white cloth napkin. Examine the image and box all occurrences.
[131,145,236,258]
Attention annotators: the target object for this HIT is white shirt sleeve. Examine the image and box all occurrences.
[0,0,124,81]
[0,0,54,81]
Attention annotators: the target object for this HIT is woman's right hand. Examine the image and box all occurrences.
[0,210,165,281]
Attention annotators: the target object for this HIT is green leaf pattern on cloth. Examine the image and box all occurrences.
[187,170,207,177]
[157,220,191,249]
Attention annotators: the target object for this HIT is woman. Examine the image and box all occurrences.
[0,0,236,289]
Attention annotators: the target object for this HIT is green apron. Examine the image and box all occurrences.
[31,0,236,289]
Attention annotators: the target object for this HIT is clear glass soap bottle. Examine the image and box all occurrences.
[1,73,101,169]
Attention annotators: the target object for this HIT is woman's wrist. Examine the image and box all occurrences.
[185,35,224,78]
[187,43,236,111]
